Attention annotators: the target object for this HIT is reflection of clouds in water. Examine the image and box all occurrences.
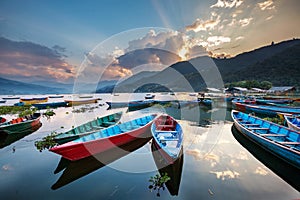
[254,167,269,176]
[210,169,240,181]
[186,149,219,167]
[2,164,13,171]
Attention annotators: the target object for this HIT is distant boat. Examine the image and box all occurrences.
[64,98,98,106]
[50,114,156,161]
[49,95,64,98]
[32,101,68,109]
[2,96,20,100]
[255,98,293,105]
[0,99,6,103]
[231,110,300,169]
[106,100,154,111]
[232,102,300,117]
[20,97,48,105]
[14,102,24,106]
[79,95,93,98]
[0,113,41,135]
[145,93,155,99]
[151,114,183,164]
[284,115,300,132]
[54,111,122,144]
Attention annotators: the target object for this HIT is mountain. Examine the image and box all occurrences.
[0,77,63,95]
[98,38,300,92]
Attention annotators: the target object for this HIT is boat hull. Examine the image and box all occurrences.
[65,99,98,106]
[32,102,67,109]
[0,113,41,134]
[50,115,155,161]
[20,97,48,105]
[285,116,300,132]
[232,110,300,169]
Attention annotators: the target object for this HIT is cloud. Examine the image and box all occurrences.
[211,0,243,8]
[185,18,220,32]
[207,36,231,47]
[235,36,244,41]
[258,0,275,11]
[239,17,253,27]
[0,37,75,81]
[266,15,274,20]
[210,169,240,180]
[254,167,268,176]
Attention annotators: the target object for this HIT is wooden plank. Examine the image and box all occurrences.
[249,127,269,130]
[156,130,177,133]
[243,124,260,126]
[278,141,300,145]
[157,125,174,127]
[260,134,286,137]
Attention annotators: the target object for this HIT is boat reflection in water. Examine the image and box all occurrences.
[151,141,184,196]
[51,134,152,190]
[0,122,42,149]
[231,125,300,191]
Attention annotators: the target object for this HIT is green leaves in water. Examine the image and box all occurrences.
[148,173,171,197]
[263,117,285,125]
[0,105,37,117]
[34,132,58,152]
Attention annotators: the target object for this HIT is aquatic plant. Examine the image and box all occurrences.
[148,173,171,197]
[0,105,36,117]
[34,132,58,152]
[72,106,99,113]
[43,108,56,119]
[263,117,285,125]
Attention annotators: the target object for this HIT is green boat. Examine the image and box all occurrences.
[0,113,41,135]
[54,112,122,144]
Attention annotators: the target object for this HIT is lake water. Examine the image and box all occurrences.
[0,93,299,199]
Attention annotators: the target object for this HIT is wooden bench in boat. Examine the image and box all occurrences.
[248,127,269,130]
[159,136,179,141]
[157,124,174,128]
[260,134,286,137]
[277,141,300,145]
[243,124,260,126]
[156,130,177,133]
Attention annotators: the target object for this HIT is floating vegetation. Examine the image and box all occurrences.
[263,117,285,125]
[34,132,58,152]
[72,106,99,113]
[0,105,37,117]
[43,109,56,119]
[148,173,171,197]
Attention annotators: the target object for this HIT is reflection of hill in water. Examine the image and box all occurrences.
[151,142,184,196]
[231,125,300,192]
[0,122,42,149]
[52,135,152,190]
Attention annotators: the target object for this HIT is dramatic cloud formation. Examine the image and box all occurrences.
[0,37,75,81]
[185,18,220,32]
[258,0,275,10]
[211,0,243,8]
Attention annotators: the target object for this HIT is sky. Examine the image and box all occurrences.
[0,0,299,83]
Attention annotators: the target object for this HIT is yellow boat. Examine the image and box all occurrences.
[19,97,48,105]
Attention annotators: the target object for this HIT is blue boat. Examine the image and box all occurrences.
[284,115,300,132]
[233,102,300,117]
[32,102,68,109]
[151,114,183,164]
[231,110,300,169]
[255,98,293,105]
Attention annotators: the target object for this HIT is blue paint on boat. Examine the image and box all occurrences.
[231,110,300,169]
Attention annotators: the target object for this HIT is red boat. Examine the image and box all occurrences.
[50,114,157,161]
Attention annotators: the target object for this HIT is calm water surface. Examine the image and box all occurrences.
[0,93,299,199]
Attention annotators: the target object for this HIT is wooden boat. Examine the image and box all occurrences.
[106,100,154,111]
[65,98,98,106]
[0,113,41,134]
[50,114,156,161]
[0,123,42,148]
[32,101,68,109]
[54,112,122,144]
[52,136,151,190]
[49,95,64,98]
[79,95,93,98]
[145,93,155,99]
[19,97,48,105]
[151,142,183,196]
[284,115,300,132]
[14,102,24,106]
[151,114,183,164]
[2,96,20,100]
[231,110,300,169]
[233,102,300,117]
[255,98,293,105]
[0,99,6,103]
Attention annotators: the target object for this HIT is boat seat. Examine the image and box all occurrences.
[277,141,300,145]
[243,124,260,126]
[156,130,177,133]
[260,134,286,137]
[248,127,269,130]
